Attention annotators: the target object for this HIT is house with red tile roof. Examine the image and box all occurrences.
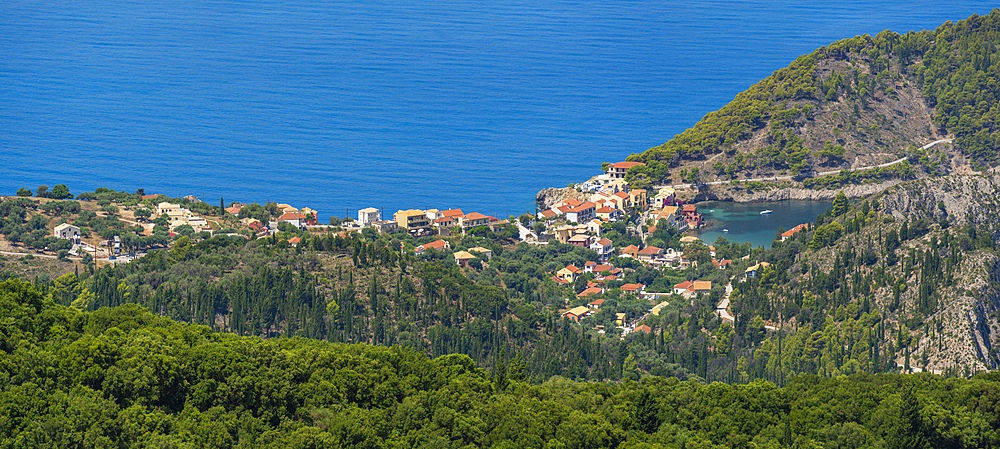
[620,244,640,258]
[287,236,301,246]
[590,238,614,258]
[595,206,622,221]
[605,161,646,179]
[566,202,597,224]
[415,239,450,254]
[278,212,308,228]
[580,289,605,300]
[712,259,733,269]
[621,283,645,294]
[441,209,464,218]
[538,209,558,220]
[673,281,694,295]
[460,212,490,229]
[780,223,811,241]
[434,216,456,227]
[555,198,584,209]
[634,324,652,334]
[556,264,583,283]
[681,204,703,228]
[637,245,664,261]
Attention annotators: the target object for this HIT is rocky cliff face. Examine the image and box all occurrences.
[880,175,1000,228]
[535,187,586,210]
[878,175,1000,371]
[695,181,903,203]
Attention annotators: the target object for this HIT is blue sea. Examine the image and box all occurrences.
[1,1,995,220]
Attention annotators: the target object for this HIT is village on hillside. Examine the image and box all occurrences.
[1,162,813,337]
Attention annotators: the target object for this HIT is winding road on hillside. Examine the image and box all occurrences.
[716,281,778,331]
[659,138,954,190]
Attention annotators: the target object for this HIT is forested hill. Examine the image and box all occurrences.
[2,278,1000,448]
[625,10,1000,187]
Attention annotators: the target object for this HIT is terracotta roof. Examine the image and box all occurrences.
[614,191,629,199]
[569,202,596,213]
[278,212,307,220]
[580,289,604,298]
[565,265,581,273]
[552,276,570,284]
[562,198,583,207]
[635,325,652,333]
[595,238,612,246]
[621,283,645,292]
[713,259,733,268]
[781,223,810,237]
[225,206,242,214]
[609,161,645,170]
[596,206,616,213]
[682,204,697,212]
[435,216,455,223]
[638,246,663,255]
[593,264,613,272]
[463,212,489,221]
[288,237,301,244]
[419,239,450,251]
[692,281,712,291]
[142,194,160,199]
[438,208,462,217]
[674,280,694,290]
[621,244,639,253]
[540,210,557,218]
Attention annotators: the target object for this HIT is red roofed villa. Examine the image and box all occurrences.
[606,161,646,179]
[416,239,450,254]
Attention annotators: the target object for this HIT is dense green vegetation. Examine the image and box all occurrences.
[801,161,916,189]
[3,278,1000,448]
[625,9,1000,186]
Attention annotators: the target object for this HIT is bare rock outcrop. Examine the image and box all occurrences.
[535,187,586,210]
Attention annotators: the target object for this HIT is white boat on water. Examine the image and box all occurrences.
[760,210,772,215]
[723,229,729,233]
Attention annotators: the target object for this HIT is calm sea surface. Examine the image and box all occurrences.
[695,200,834,248]
[1,1,995,219]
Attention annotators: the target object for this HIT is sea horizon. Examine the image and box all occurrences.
[2,1,996,220]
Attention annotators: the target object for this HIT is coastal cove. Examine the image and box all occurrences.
[694,200,833,248]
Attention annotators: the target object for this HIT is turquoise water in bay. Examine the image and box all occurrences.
[1,1,995,218]
[696,200,834,248]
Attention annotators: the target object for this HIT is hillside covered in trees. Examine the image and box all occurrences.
[3,278,1000,448]
[624,10,1000,188]
[5,171,1000,389]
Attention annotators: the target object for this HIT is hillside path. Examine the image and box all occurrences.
[657,139,954,190]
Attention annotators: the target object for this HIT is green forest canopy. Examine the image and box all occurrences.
[2,279,1000,448]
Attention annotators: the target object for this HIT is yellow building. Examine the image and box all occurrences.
[394,209,430,230]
